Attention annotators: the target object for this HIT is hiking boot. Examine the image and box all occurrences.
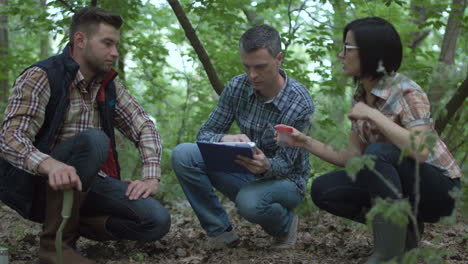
[405,221,424,251]
[39,187,95,264]
[207,229,240,249]
[365,214,406,264]
[79,215,116,241]
[272,213,299,249]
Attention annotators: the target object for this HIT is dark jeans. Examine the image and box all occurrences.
[51,129,170,241]
[311,142,461,223]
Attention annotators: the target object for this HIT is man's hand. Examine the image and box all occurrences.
[235,147,270,175]
[125,178,159,200]
[221,134,251,142]
[39,157,82,191]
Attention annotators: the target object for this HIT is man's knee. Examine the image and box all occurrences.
[138,203,171,242]
[149,207,171,241]
[235,187,267,223]
[77,129,109,160]
[171,143,198,172]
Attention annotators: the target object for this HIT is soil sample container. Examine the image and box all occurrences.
[0,247,8,264]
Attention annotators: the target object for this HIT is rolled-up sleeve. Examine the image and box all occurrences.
[400,89,432,128]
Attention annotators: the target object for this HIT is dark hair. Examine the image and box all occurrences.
[69,7,123,45]
[239,24,282,57]
[344,17,402,80]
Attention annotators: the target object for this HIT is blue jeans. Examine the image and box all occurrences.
[54,129,171,242]
[311,142,461,223]
[171,143,302,237]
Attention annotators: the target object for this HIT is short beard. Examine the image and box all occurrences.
[84,47,111,78]
[89,62,110,77]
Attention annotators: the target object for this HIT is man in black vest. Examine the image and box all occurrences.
[0,7,170,264]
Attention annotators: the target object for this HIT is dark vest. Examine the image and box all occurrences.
[0,44,120,223]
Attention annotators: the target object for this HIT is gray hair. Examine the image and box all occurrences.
[239,24,282,57]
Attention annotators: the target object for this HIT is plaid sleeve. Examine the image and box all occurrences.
[400,89,432,128]
[263,111,312,179]
[0,67,51,174]
[113,80,162,180]
[197,80,236,142]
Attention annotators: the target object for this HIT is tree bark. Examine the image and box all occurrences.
[438,0,466,65]
[167,0,224,95]
[429,0,467,104]
[39,0,49,59]
[176,48,193,145]
[329,0,348,92]
[242,8,264,26]
[0,0,8,105]
[90,0,98,6]
[435,72,468,134]
[117,30,126,82]
[408,1,430,51]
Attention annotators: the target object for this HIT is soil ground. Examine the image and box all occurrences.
[0,198,466,264]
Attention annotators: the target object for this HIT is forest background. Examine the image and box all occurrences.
[0,0,466,263]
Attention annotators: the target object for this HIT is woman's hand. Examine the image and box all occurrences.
[348,102,378,121]
[273,124,309,148]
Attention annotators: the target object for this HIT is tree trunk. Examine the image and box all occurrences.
[329,0,348,91]
[176,52,193,145]
[435,72,468,134]
[429,0,467,104]
[242,8,264,26]
[0,0,8,106]
[116,29,126,82]
[90,0,97,6]
[39,0,49,59]
[167,0,224,95]
[438,0,466,65]
[408,1,430,51]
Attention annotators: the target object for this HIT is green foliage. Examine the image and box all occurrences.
[0,3,466,262]
[132,251,146,263]
[366,198,412,230]
[401,247,449,264]
[345,155,375,181]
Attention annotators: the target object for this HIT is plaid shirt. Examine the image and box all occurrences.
[198,70,315,193]
[0,66,162,180]
[352,73,462,179]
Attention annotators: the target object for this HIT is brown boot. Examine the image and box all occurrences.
[79,215,116,241]
[39,186,95,264]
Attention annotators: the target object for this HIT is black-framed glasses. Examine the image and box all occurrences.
[343,44,359,55]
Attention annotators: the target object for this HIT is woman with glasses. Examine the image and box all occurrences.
[275,17,461,263]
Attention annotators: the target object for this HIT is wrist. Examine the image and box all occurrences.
[144,178,160,184]
[258,158,271,175]
[38,157,56,176]
[368,107,381,121]
[300,135,313,149]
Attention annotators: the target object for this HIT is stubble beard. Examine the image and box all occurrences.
[84,47,112,77]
